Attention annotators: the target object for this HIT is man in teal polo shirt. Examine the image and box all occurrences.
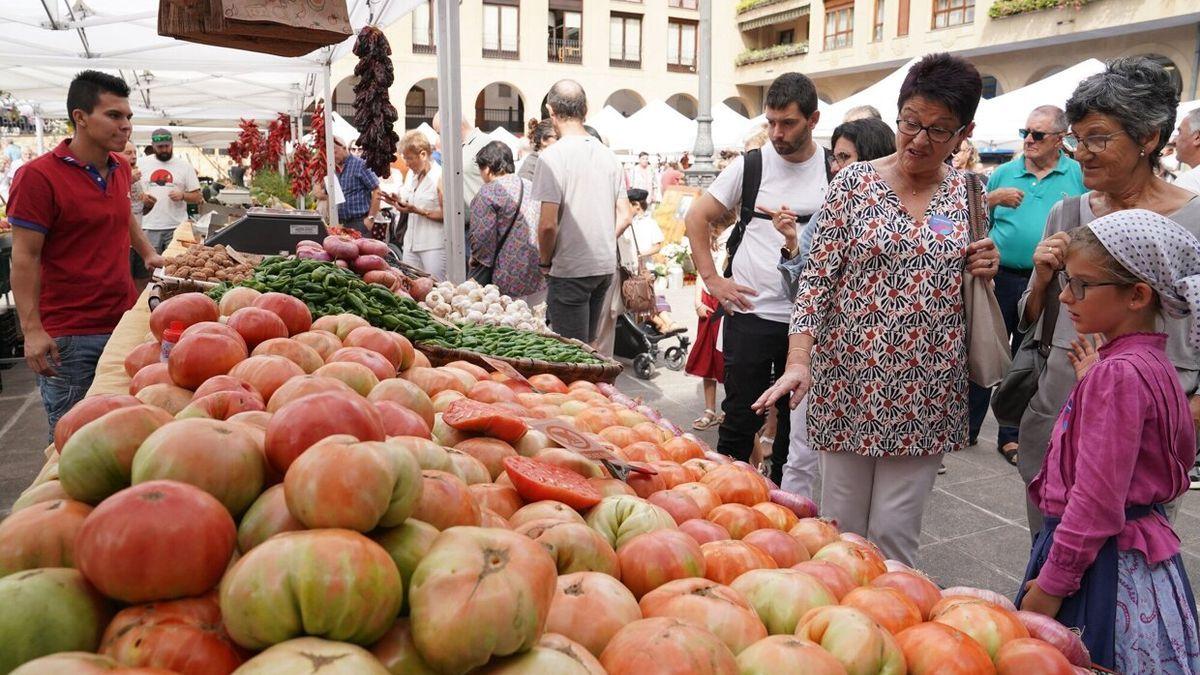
[967,105,1086,465]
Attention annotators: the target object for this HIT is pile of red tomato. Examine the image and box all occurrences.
[0,291,1095,674]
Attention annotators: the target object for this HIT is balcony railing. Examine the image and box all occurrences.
[413,42,436,54]
[479,108,523,134]
[405,105,437,130]
[334,102,356,120]
[547,37,582,64]
[988,0,1099,18]
[483,47,519,60]
[735,41,808,66]
[609,56,641,69]
[668,61,697,73]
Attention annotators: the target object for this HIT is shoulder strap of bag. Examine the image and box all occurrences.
[964,171,986,242]
[723,148,762,278]
[823,146,836,184]
[1036,195,1082,355]
[493,179,524,263]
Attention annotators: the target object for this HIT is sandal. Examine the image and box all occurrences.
[692,410,719,430]
[998,443,1019,467]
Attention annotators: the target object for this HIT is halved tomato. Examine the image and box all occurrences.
[502,456,602,510]
[442,398,528,443]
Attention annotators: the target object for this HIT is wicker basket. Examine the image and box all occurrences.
[418,333,623,384]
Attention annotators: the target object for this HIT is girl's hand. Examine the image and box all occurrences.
[1067,334,1105,380]
[696,304,713,319]
[1019,580,1063,618]
[752,363,811,413]
[965,237,1000,280]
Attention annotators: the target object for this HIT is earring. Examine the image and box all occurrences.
[1139,149,1146,157]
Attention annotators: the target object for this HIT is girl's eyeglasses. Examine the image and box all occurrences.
[1058,271,1125,300]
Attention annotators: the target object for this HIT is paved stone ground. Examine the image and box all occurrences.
[3,284,1199,597]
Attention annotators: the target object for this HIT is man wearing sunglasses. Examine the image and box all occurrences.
[970,105,1086,466]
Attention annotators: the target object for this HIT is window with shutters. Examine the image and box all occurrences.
[667,19,696,73]
[824,4,853,51]
[932,0,974,28]
[669,0,698,8]
[610,13,642,69]
[411,0,435,54]
[483,1,519,59]
[873,0,885,41]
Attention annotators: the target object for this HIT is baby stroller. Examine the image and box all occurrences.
[614,312,691,379]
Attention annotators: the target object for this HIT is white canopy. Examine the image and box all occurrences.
[619,100,697,154]
[0,0,423,124]
[487,126,522,156]
[814,58,920,138]
[972,59,1106,151]
[586,105,632,150]
[711,101,753,150]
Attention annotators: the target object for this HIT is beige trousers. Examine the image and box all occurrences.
[819,451,943,567]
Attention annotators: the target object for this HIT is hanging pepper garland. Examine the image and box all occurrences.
[264,113,291,170]
[227,119,265,170]
[351,25,399,176]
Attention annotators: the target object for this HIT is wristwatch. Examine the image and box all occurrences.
[780,245,799,260]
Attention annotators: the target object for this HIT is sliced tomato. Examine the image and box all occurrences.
[502,456,602,509]
[443,398,529,443]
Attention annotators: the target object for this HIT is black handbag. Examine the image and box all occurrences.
[989,195,1081,427]
[468,180,524,286]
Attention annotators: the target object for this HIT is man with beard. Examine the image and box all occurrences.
[8,70,163,439]
[139,128,201,253]
[684,72,832,487]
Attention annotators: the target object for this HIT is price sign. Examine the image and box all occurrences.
[477,355,540,392]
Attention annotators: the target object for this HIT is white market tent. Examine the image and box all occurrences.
[972,59,1106,151]
[813,58,920,138]
[487,126,522,156]
[620,100,697,154]
[586,105,632,149]
[710,101,753,150]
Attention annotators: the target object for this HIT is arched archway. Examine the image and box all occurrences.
[666,93,698,120]
[605,89,645,117]
[405,78,438,130]
[722,96,750,116]
[333,75,359,120]
[475,82,525,133]
[1026,65,1066,86]
[1139,54,1183,97]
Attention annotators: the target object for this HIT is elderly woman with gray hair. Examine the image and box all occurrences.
[1014,56,1200,534]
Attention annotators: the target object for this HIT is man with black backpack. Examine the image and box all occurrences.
[684,73,832,487]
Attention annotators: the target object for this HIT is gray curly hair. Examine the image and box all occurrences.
[1066,56,1179,166]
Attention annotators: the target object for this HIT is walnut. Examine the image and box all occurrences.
[192,270,211,280]
[176,265,192,277]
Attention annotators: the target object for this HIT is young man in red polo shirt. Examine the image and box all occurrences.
[9,70,163,440]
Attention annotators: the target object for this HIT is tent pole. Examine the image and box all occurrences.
[34,111,45,154]
[323,64,337,227]
[436,0,465,283]
[296,99,306,211]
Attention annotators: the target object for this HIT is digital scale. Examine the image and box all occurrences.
[204,208,328,256]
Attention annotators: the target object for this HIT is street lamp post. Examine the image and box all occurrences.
[686,0,719,187]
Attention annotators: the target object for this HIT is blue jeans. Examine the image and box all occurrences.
[37,333,111,444]
[968,266,1029,446]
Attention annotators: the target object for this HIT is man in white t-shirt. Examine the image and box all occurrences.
[684,72,830,490]
[139,129,201,252]
[1175,107,1200,195]
[534,79,631,344]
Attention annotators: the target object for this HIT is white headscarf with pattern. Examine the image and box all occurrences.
[1087,209,1200,348]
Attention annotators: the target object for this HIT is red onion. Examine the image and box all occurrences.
[596,383,618,397]
[296,248,332,262]
[409,277,435,302]
[352,254,390,274]
[769,489,818,518]
[296,240,322,249]
[355,237,390,257]
[656,418,683,436]
[323,235,360,261]
[1015,610,1092,667]
[634,404,661,423]
[610,394,636,408]
[704,451,732,464]
[334,259,349,269]
[941,586,1018,613]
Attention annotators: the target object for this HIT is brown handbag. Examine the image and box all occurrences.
[619,222,657,313]
[963,172,1013,387]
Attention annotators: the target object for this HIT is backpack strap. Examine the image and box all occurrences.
[723,148,762,278]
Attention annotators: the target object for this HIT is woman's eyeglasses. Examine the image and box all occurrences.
[1058,271,1125,300]
[896,119,964,144]
[1062,130,1126,153]
[1018,129,1062,142]
[832,152,855,164]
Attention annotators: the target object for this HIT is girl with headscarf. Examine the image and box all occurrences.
[1016,209,1200,672]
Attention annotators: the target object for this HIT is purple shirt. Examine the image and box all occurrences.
[1030,332,1195,597]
